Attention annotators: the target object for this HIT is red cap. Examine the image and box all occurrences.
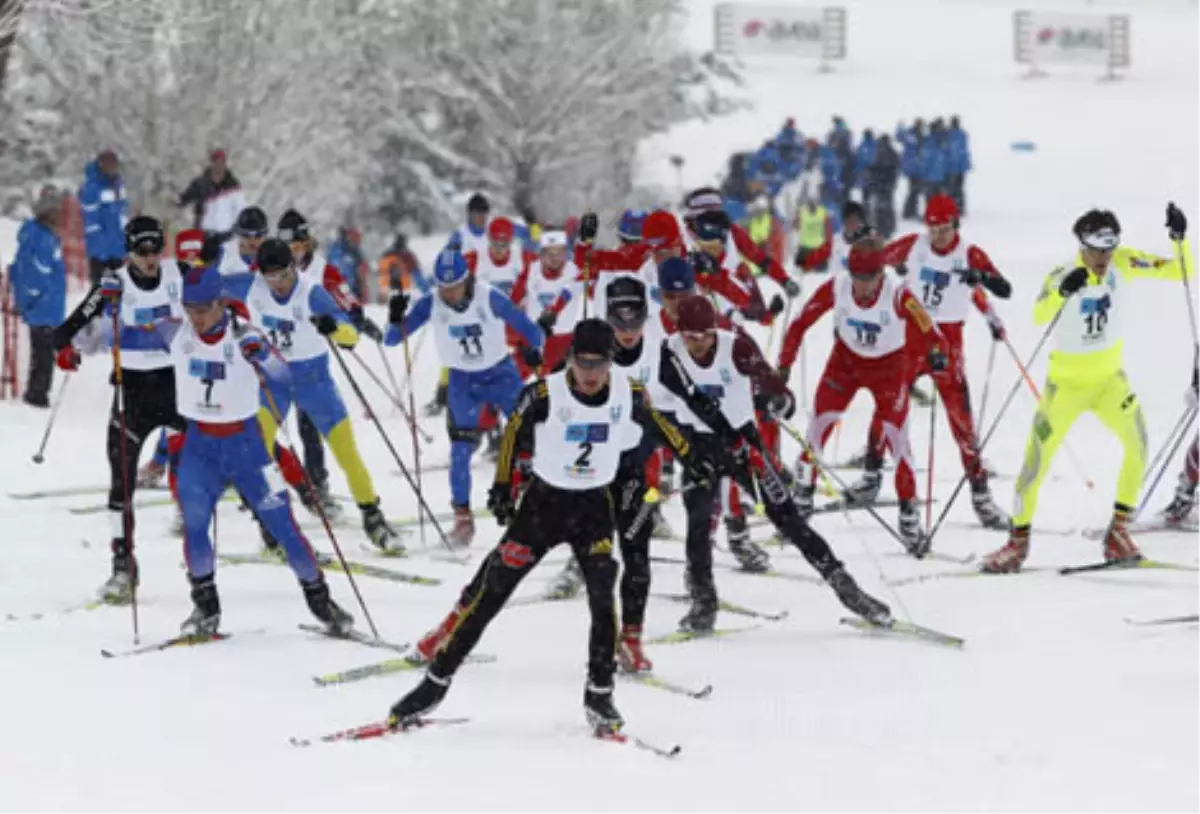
[642,210,681,248]
[924,194,959,226]
[210,148,227,162]
[488,217,514,243]
[676,295,717,333]
[847,244,884,278]
[175,228,206,262]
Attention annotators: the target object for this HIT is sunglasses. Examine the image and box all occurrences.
[132,245,163,257]
[1080,229,1120,251]
[573,354,611,370]
[608,310,647,331]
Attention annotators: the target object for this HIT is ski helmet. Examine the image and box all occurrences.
[488,217,515,244]
[256,238,293,272]
[182,264,223,305]
[235,206,269,238]
[467,193,490,214]
[617,209,647,242]
[924,194,959,227]
[125,215,165,254]
[606,277,648,330]
[433,249,470,287]
[277,209,310,243]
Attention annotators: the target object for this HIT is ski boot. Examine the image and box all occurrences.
[361,499,403,554]
[306,475,343,523]
[678,576,717,633]
[825,566,891,624]
[548,556,584,600]
[845,467,882,505]
[659,456,677,498]
[98,546,139,605]
[841,446,871,469]
[181,574,221,636]
[725,515,770,573]
[449,505,475,548]
[910,380,934,407]
[793,482,815,518]
[617,625,653,673]
[584,683,624,732]
[422,382,448,418]
[650,507,676,540]
[898,500,930,558]
[981,525,1030,573]
[1103,508,1142,564]
[135,460,166,489]
[1161,472,1198,525]
[415,604,466,663]
[302,576,354,634]
[389,670,451,728]
[970,478,1008,530]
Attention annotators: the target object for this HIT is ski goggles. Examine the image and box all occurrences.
[607,305,647,331]
[572,352,611,370]
[1080,228,1120,251]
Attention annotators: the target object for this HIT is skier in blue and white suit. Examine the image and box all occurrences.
[105,263,354,637]
[385,249,545,547]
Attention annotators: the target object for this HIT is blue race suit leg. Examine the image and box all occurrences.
[176,425,227,579]
[447,367,484,507]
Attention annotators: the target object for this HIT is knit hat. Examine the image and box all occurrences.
[571,318,615,359]
[182,264,223,305]
[675,295,717,333]
[657,256,695,292]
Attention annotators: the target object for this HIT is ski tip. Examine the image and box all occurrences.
[99,649,116,658]
[288,736,312,748]
[693,684,715,700]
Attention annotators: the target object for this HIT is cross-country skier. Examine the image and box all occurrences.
[668,294,891,631]
[389,319,714,732]
[97,263,354,634]
[218,206,268,276]
[52,216,187,602]
[384,249,545,546]
[464,216,533,298]
[778,238,950,554]
[511,228,583,374]
[876,193,1012,529]
[983,205,1193,572]
[221,239,401,552]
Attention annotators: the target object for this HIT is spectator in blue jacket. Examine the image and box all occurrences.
[946,115,972,215]
[326,226,369,301]
[854,129,878,190]
[10,186,67,407]
[775,117,801,149]
[78,149,129,284]
[898,119,925,219]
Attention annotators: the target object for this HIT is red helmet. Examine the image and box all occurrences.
[175,228,206,263]
[642,210,682,248]
[488,217,514,243]
[924,194,959,226]
[676,294,717,333]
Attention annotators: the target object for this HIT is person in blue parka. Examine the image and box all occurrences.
[78,149,129,283]
[9,185,67,407]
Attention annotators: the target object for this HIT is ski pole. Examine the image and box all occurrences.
[1137,405,1195,518]
[394,326,425,546]
[976,339,998,431]
[110,309,139,643]
[327,342,456,555]
[346,348,432,443]
[928,308,1064,548]
[925,388,937,530]
[396,329,430,405]
[1001,335,1095,490]
[31,372,72,464]
[778,419,913,554]
[256,366,382,640]
[1171,235,1197,353]
[1143,400,1196,490]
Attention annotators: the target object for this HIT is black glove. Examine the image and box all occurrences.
[689,250,718,276]
[521,345,543,370]
[1167,202,1187,241]
[313,314,339,336]
[685,452,720,487]
[783,278,801,298]
[537,310,557,337]
[1059,266,1089,297]
[200,234,225,265]
[927,347,948,372]
[754,390,796,420]
[487,483,516,526]
[793,247,809,268]
[768,294,786,316]
[388,292,409,326]
[959,267,984,286]
[360,316,383,343]
[894,263,909,277]
[721,443,751,478]
[579,212,599,243]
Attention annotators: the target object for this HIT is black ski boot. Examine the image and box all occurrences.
[725,515,770,572]
[898,500,930,557]
[584,683,624,732]
[679,575,718,633]
[422,382,448,418]
[970,477,1008,530]
[302,577,354,634]
[98,542,139,605]
[308,474,343,522]
[181,573,221,636]
[389,670,451,727]
[361,499,403,554]
[826,566,891,625]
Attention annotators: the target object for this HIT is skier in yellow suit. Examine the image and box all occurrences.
[983,204,1193,573]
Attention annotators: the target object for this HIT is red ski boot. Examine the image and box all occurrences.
[616,625,653,673]
[414,604,466,663]
[1103,509,1142,563]
[450,505,475,548]
[981,525,1030,573]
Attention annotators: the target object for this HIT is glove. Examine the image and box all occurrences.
[959,267,984,286]
[685,452,720,487]
[578,212,599,243]
[99,274,122,303]
[793,247,809,268]
[1058,266,1089,297]
[239,332,267,362]
[537,310,557,337]
[359,316,383,343]
[894,263,909,277]
[768,295,786,317]
[521,345,543,370]
[104,258,126,272]
[778,365,792,383]
[487,482,516,526]
[927,347,948,372]
[313,314,339,336]
[987,315,1007,342]
[784,278,801,298]
[689,250,718,276]
[388,292,409,326]
[754,391,796,420]
[55,346,80,371]
[1167,202,1187,241]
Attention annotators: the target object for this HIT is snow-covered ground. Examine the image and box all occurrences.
[2,0,1197,810]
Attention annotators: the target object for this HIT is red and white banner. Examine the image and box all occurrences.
[714,4,846,63]
[1014,11,1130,72]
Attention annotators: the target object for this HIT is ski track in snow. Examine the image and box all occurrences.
[1,1,1197,809]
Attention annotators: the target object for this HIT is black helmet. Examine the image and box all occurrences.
[124,215,165,254]
[277,209,310,243]
[235,206,269,238]
[467,193,490,214]
[256,238,293,272]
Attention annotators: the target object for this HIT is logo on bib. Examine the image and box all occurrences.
[565,424,609,444]
[133,303,172,325]
[697,383,725,399]
[919,267,951,288]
